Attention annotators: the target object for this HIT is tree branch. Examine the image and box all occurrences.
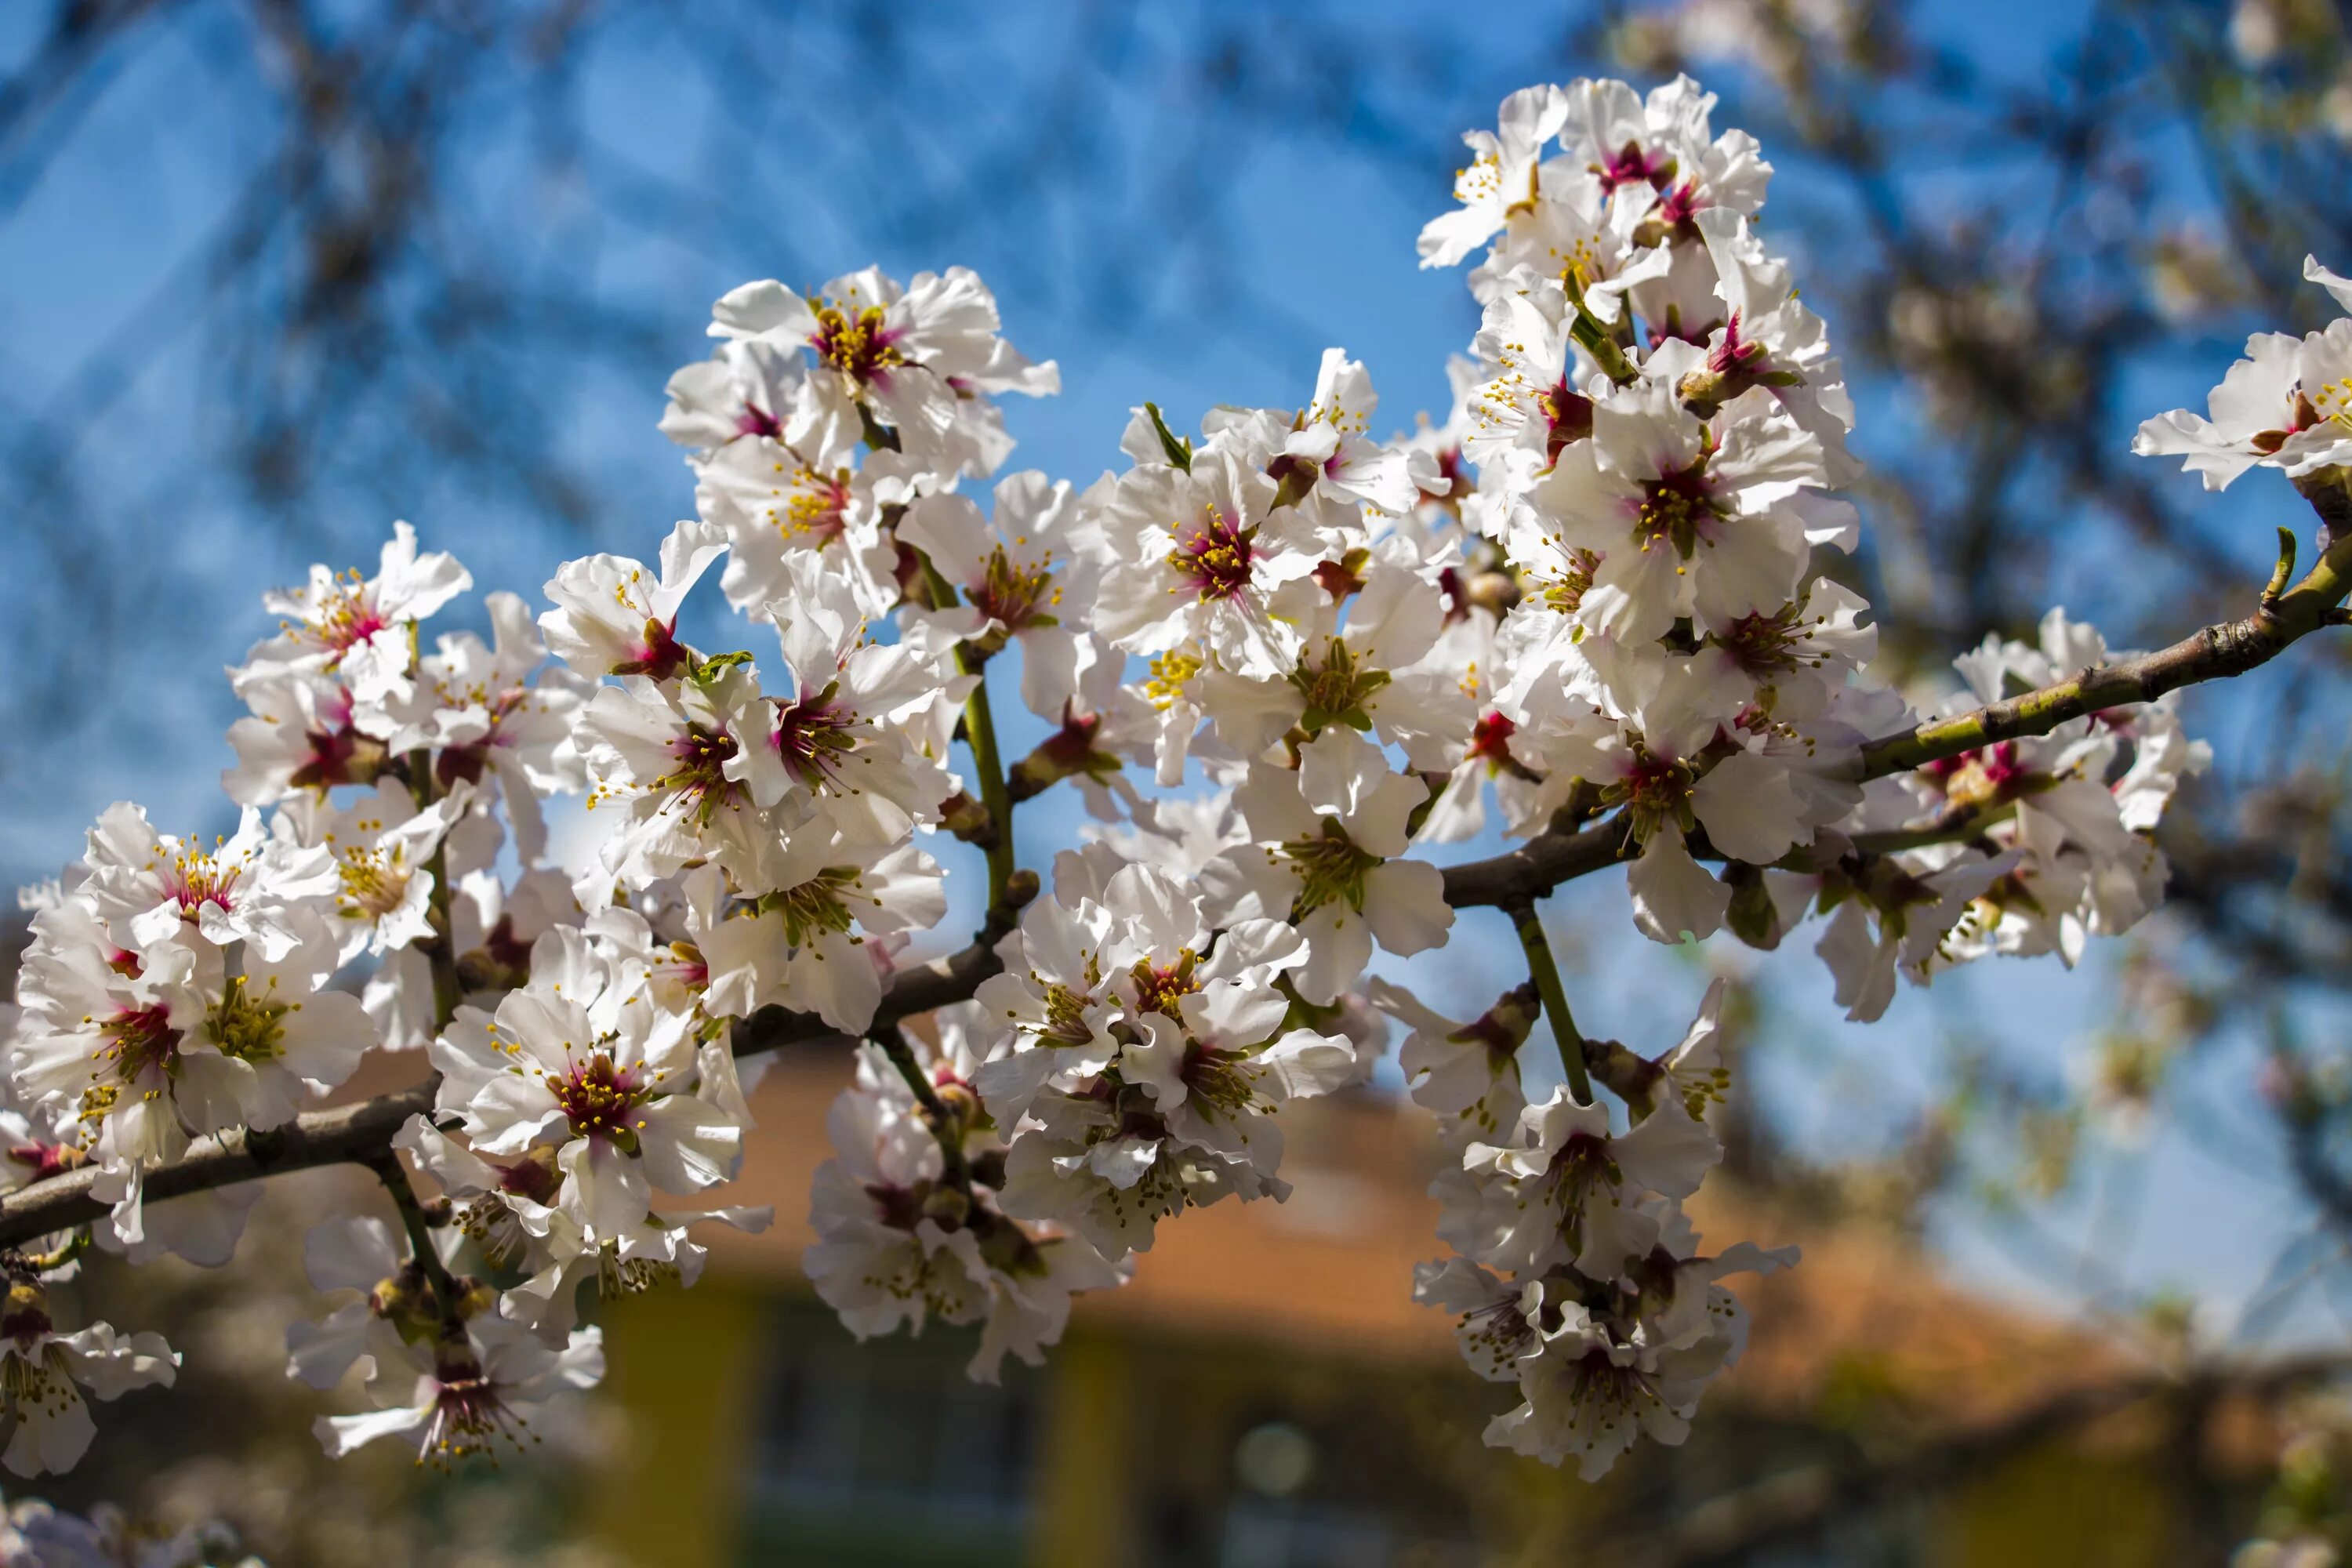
[0,1084,434,1248]
[1857,506,2352,780]
[5,519,2342,1247]
[0,880,1036,1249]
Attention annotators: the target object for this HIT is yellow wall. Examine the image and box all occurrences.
[1027,1331,1130,1568]
[1940,1442,2172,1568]
[591,1282,769,1568]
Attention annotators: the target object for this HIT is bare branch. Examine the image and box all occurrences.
[0,1084,433,1247]
[1859,506,2352,780]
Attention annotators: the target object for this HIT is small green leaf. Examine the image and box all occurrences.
[1144,401,1193,472]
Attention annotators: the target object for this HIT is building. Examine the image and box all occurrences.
[583,1048,2204,1567]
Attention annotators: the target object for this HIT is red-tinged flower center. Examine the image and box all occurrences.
[0,1307,52,1345]
[422,1352,528,1467]
[553,1051,651,1145]
[657,940,710,994]
[5,1142,78,1183]
[97,1004,181,1084]
[809,300,906,387]
[764,466,855,545]
[492,1147,564,1207]
[1923,739,2031,807]
[1030,705,1106,779]
[1467,710,1519,765]
[1007,698,1120,804]
[864,1179,940,1232]
[735,401,783,441]
[303,573,391,662]
[164,844,242,917]
[291,721,389,792]
[1313,554,1369,602]
[771,686,857,789]
[1708,311,1768,378]
[1129,949,1200,1020]
[1454,982,1540,1071]
[1263,451,1324,500]
[1167,506,1257,601]
[614,616,691,682]
[1438,565,1469,622]
[1606,746,1696,841]
[2252,391,2324,453]
[1595,140,1673,194]
[454,913,535,995]
[1657,177,1704,229]
[1542,382,1595,464]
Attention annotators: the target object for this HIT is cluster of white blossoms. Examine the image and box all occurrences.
[0,71,2299,1483]
[0,1491,260,1566]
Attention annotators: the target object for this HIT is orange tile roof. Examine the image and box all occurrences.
[694,1047,2129,1427]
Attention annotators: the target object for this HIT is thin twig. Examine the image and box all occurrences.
[1504,896,1594,1105]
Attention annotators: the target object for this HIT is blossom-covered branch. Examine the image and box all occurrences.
[1857,506,2352,779]
[0,73,2335,1486]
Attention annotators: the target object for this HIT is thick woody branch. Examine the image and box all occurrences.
[0,1084,435,1247]
[1436,815,1632,907]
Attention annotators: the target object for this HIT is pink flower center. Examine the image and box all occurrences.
[771,688,856,789]
[423,1353,528,1465]
[1542,383,1596,465]
[1595,140,1673,194]
[615,618,691,682]
[1467,710,1520,765]
[98,1004,182,1084]
[1167,506,1257,601]
[809,301,906,387]
[553,1051,649,1143]
[1708,311,1768,378]
[1658,177,1704,228]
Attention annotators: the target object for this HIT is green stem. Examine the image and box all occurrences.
[22,1230,87,1274]
[1506,898,1594,1105]
[1570,310,1639,388]
[372,1153,459,1305]
[913,551,1019,909]
[957,655,1018,909]
[871,1025,970,1189]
